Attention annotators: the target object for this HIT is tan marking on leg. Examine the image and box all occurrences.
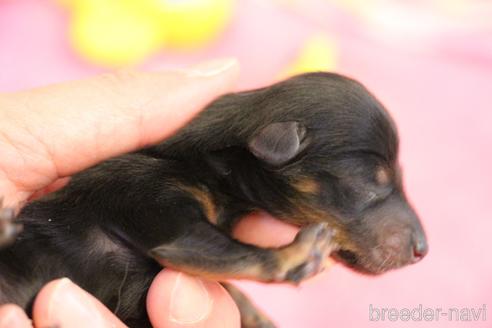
[155,257,269,282]
[153,224,336,284]
[179,185,218,225]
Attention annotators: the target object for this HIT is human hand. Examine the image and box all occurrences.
[0,59,302,328]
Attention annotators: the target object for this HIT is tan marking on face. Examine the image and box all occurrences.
[293,178,320,194]
[286,199,358,253]
[286,197,334,225]
[180,185,218,225]
[376,167,391,185]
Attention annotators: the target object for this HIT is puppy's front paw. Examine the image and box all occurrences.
[274,223,335,284]
[0,198,22,248]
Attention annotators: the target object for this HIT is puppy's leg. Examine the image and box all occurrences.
[222,283,276,328]
[0,198,22,248]
[150,220,335,284]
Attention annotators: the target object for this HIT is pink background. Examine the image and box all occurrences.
[1,0,491,327]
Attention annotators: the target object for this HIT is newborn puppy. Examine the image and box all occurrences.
[0,72,428,327]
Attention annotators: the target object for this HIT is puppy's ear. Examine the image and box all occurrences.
[248,121,308,166]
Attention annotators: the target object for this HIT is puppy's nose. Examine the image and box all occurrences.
[411,233,428,263]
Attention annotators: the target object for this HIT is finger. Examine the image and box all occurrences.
[0,58,239,205]
[233,211,335,268]
[29,177,70,201]
[147,270,240,328]
[32,278,127,328]
[233,211,299,247]
[0,304,32,328]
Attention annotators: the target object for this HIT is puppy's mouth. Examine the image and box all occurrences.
[332,249,386,275]
[333,249,358,266]
[322,228,373,274]
[332,249,366,271]
[332,247,413,275]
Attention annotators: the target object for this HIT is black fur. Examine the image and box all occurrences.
[0,72,427,327]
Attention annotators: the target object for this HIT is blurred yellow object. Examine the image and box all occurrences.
[281,34,338,78]
[147,0,234,49]
[54,0,76,7]
[62,0,234,66]
[70,0,165,66]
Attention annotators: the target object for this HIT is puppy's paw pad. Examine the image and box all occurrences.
[275,223,335,284]
[0,199,22,247]
[284,251,322,283]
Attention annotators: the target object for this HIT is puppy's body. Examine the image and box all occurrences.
[0,73,427,327]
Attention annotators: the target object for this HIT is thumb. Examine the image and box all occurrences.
[0,304,32,328]
[0,58,239,205]
[32,278,128,328]
[147,270,240,328]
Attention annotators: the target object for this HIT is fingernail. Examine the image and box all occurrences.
[0,308,31,328]
[47,278,105,328]
[185,58,238,77]
[169,273,213,324]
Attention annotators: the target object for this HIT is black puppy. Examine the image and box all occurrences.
[0,72,427,327]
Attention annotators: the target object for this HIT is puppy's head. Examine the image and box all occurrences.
[245,72,428,274]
